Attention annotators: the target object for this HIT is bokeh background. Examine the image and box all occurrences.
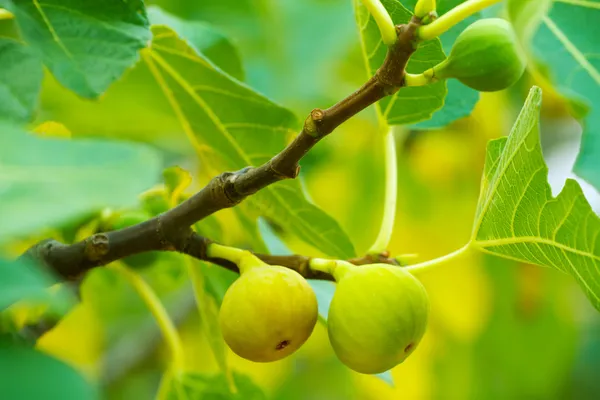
[2,0,599,399]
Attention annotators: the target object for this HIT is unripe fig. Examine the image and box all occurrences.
[219,265,318,362]
[328,263,429,374]
[432,18,526,92]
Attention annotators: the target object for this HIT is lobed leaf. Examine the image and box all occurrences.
[142,25,355,259]
[0,0,150,98]
[509,0,600,191]
[471,86,600,312]
[147,6,244,81]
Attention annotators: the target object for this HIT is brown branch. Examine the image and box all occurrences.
[20,18,421,282]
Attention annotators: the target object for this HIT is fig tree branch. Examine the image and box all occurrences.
[20,17,422,282]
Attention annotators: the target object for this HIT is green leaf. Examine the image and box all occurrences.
[471,86,600,312]
[0,257,53,310]
[187,260,230,379]
[161,371,265,400]
[400,0,480,129]
[0,123,161,243]
[355,0,447,125]
[146,6,244,81]
[0,39,42,123]
[142,25,355,258]
[0,343,98,400]
[0,0,150,98]
[512,0,600,191]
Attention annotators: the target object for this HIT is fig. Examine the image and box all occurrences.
[327,263,429,374]
[219,264,318,362]
[429,18,526,92]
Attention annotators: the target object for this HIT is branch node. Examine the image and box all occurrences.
[85,234,109,261]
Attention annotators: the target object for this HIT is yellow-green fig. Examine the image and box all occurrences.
[219,265,318,362]
[427,18,526,92]
[328,263,429,374]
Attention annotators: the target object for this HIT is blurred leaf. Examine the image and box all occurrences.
[507,0,552,44]
[163,166,192,208]
[147,5,244,81]
[33,121,71,138]
[0,257,55,310]
[258,217,294,256]
[0,123,161,243]
[0,38,42,122]
[471,86,600,311]
[186,260,230,380]
[511,0,600,191]
[142,25,355,258]
[162,371,265,400]
[0,0,150,98]
[0,343,98,400]
[355,0,447,125]
[469,256,577,399]
[401,0,480,129]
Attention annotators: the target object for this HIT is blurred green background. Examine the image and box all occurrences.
[2,0,599,399]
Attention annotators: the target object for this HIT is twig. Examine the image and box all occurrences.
[20,18,421,282]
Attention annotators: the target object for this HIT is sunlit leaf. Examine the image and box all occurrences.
[0,123,161,243]
[509,0,600,191]
[355,0,447,125]
[0,0,150,98]
[471,86,600,311]
[0,343,99,400]
[142,25,355,258]
[0,38,42,123]
[147,5,244,81]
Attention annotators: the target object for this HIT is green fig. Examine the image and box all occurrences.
[327,263,429,374]
[219,264,318,362]
[427,18,526,92]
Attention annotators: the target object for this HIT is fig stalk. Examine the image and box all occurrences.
[418,0,503,41]
[360,0,397,46]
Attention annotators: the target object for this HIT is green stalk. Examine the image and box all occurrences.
[206,243,266,274]
[360,0,397,46]
[368,127,398,254]
[309,258,355,281]
[0,9,13,20]
[404,244,473,275]
[418,0,503,41]
[112,262,185,373]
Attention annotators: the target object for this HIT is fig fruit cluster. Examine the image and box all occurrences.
[427,18,527,92]
[219,258,429,375]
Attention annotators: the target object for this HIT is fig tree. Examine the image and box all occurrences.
[327,263,429,374]
[219,264,318,362]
